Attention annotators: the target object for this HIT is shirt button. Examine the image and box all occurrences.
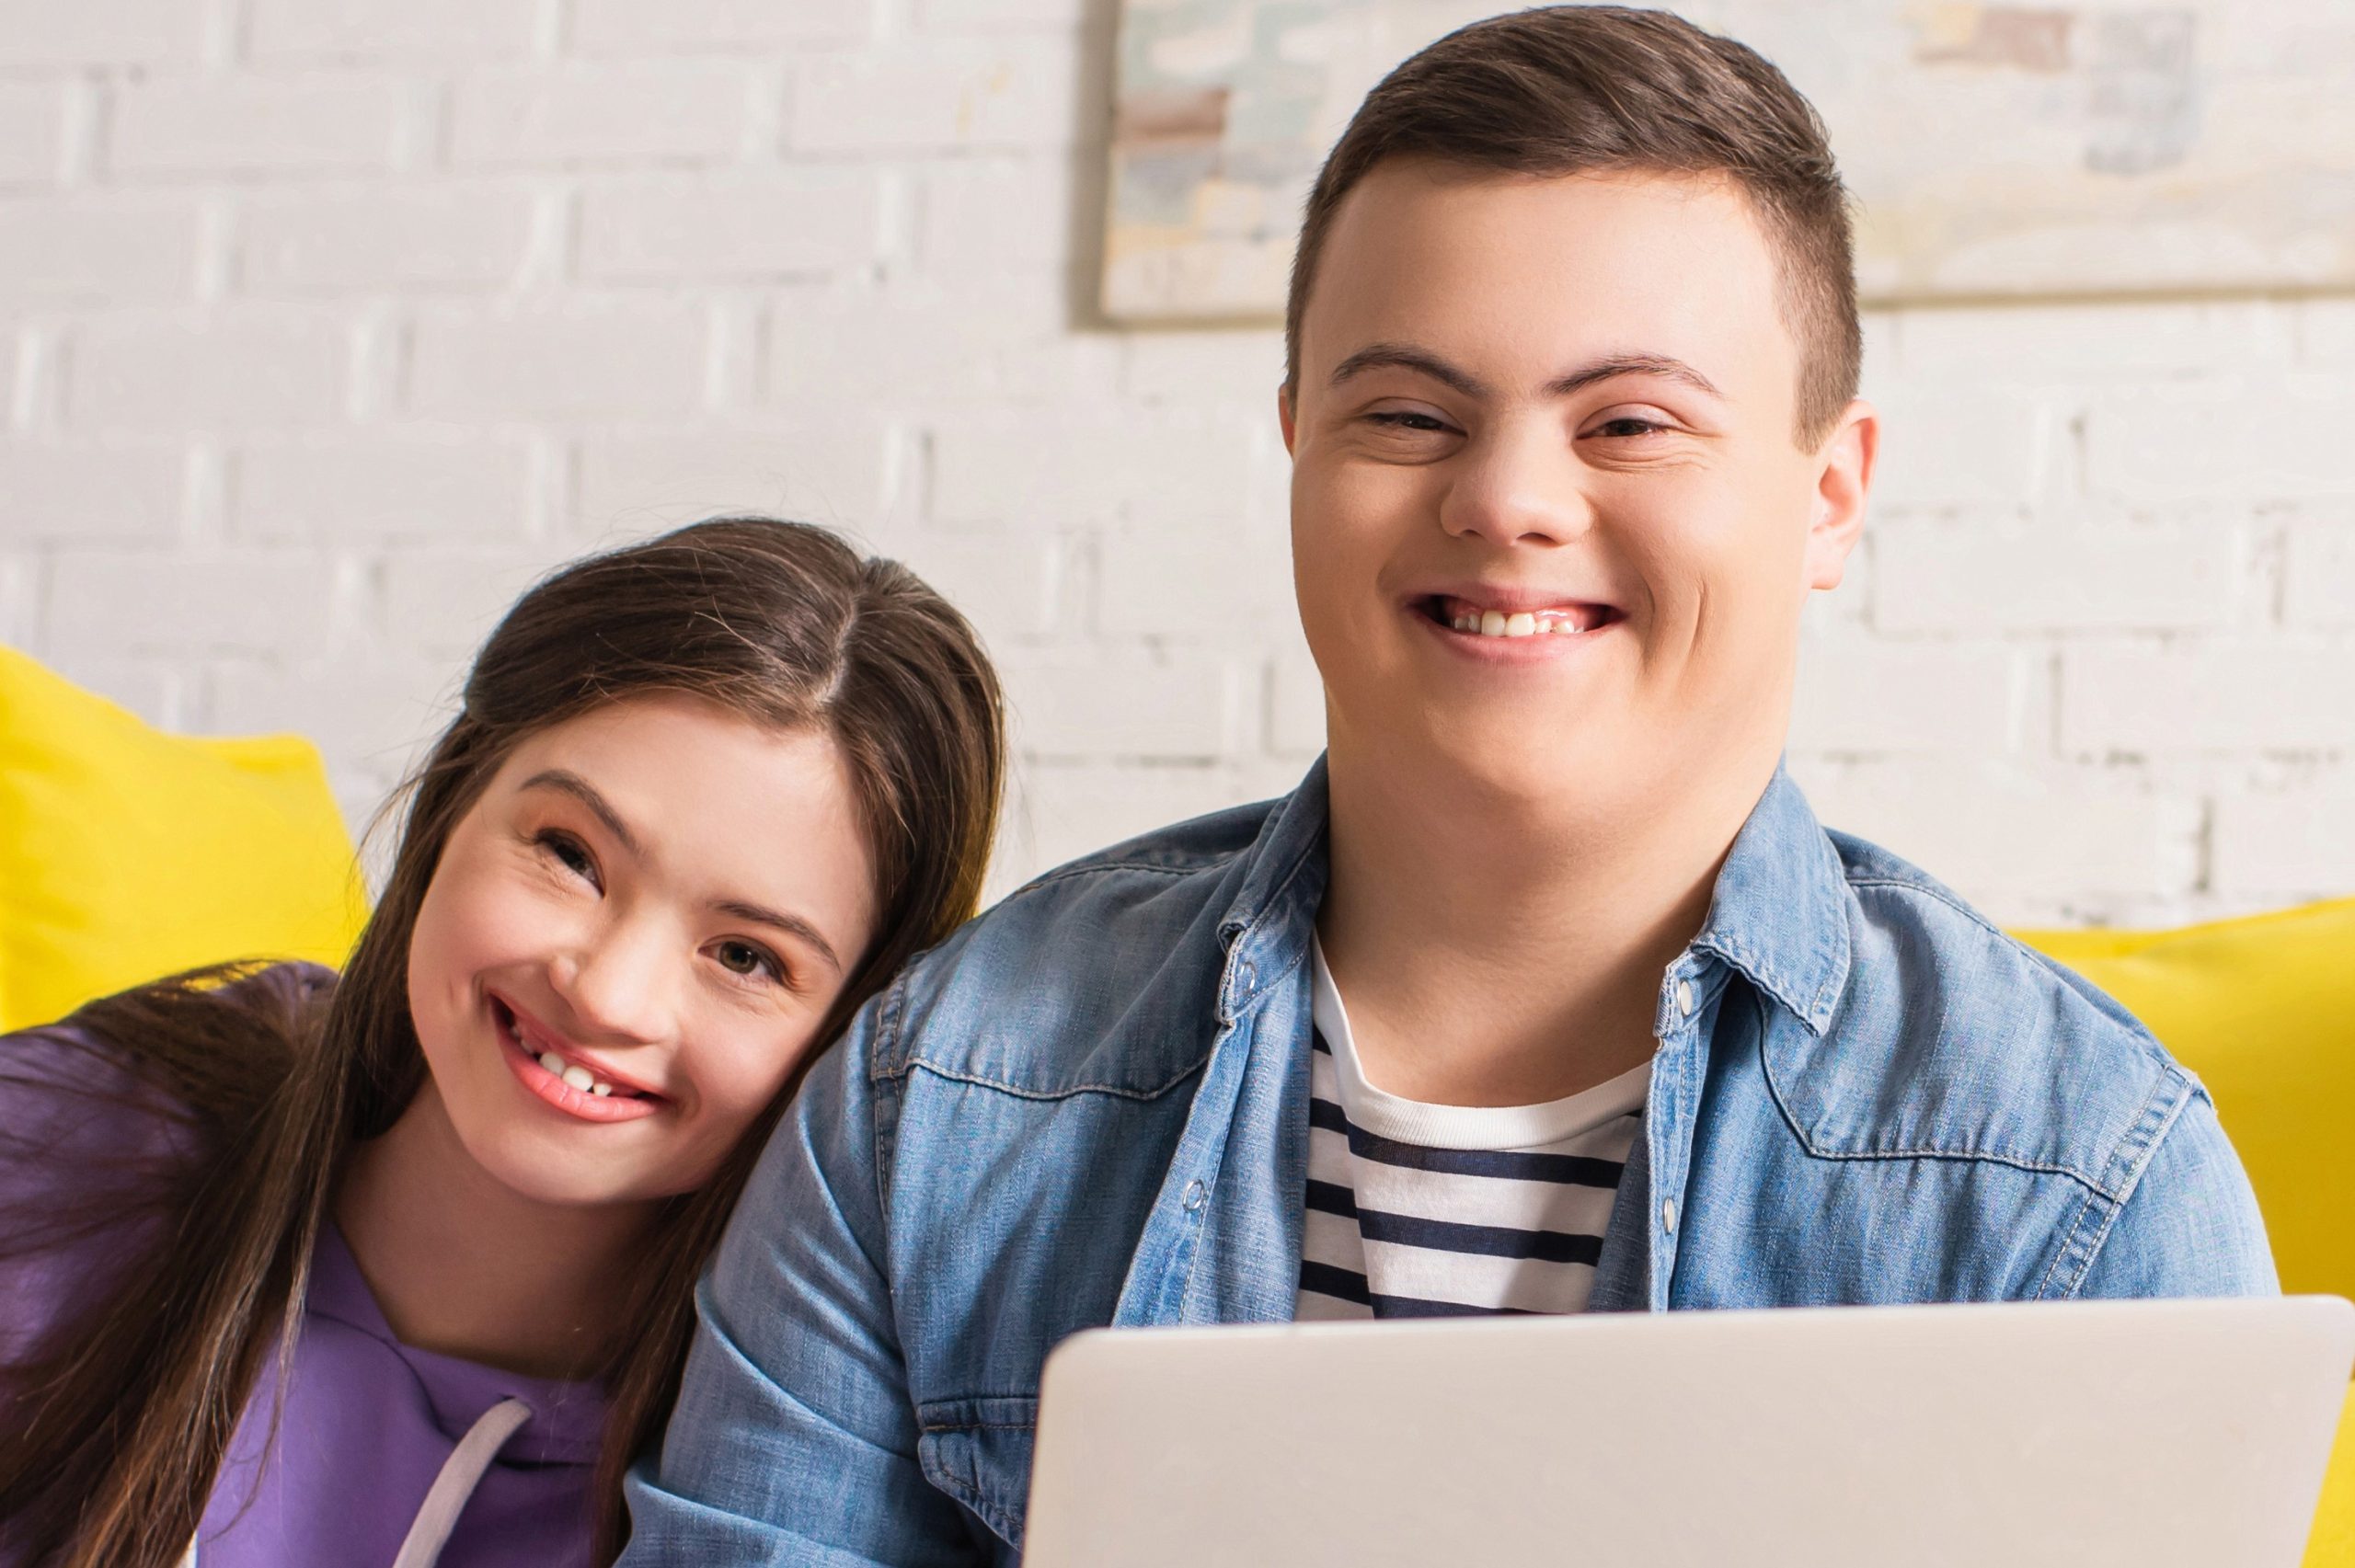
[1182,1179,1207,1213]
[1661,1198,1678,1235]
[1675,980,1694,1017]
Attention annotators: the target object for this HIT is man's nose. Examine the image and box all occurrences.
[1438,422,1591,550]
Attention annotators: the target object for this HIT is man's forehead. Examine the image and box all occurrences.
[1301,159,1795,389]
[1322,156,1772,262]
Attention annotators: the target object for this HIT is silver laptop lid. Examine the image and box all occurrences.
[1025,1297,2354,1568]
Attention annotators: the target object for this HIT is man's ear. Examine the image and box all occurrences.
[1805,398,1877,591]
[1278,382,1298,456]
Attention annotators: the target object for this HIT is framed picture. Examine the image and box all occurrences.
[1103,0,2355,321]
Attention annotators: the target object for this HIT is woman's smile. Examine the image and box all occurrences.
[489,991,669,1125]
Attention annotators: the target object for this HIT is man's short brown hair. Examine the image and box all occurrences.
[1284,5,1861,447]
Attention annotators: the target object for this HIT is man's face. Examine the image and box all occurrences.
[1283,161,1873,818]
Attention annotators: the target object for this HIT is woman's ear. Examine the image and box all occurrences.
[1805,398,1878,592]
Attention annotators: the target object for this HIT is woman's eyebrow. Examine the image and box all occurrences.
[517,769,640,856]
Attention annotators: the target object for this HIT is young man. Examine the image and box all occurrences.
[623,8,2273,1560]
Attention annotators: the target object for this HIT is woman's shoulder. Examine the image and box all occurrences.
[0,960,335,1135]
[0,962,337,1363]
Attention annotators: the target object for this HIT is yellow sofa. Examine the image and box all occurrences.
[0,645,368,1031]
[2020,906,2355,1566]
[2,647,2347,1556]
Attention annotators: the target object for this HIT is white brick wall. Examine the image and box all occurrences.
[3,0,2350,926]
[0,84,71,185]
[246,0,544,63]
[109,76,413,177]
[0,0,209,69]
[238,185,540,293]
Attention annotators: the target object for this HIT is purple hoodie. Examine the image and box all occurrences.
[0,967,608,1568]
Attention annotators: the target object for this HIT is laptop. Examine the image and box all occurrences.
[1023,1297,2354,1567]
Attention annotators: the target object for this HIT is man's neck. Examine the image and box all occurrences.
[336,1086,658,1381]
[1316,736,1775,1108]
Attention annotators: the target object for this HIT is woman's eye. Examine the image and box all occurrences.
[536,830,600,886]
[715,940,783,985]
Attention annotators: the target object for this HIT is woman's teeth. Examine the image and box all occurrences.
[536,1049,621,1098]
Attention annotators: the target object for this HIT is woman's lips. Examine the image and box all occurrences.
[490,996,666,1124]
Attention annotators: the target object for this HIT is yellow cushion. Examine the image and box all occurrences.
[0,645,369,1031]
[2016,901,2355,1566]
[2308,1383,2355,1568]
[2016,899,2355,1302]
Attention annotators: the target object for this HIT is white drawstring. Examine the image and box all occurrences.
[389,1396,534,1568]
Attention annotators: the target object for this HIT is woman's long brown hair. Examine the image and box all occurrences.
[0,518,1005,1567]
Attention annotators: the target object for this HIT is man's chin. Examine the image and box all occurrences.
[1339,701,1634,803]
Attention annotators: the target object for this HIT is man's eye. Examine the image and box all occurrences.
[1589,417,1668,439]
[1366,411,1453,433]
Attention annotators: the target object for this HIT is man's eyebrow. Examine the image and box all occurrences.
[714,899,844,977]
[518,769,640,857]
[1328,343,1490,398]
[1546,353,1725,400]
[1327,343,1723,402]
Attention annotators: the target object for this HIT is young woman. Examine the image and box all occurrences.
[0,518,1005,1568]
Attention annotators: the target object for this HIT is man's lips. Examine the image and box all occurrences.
[1416,591,1622,640]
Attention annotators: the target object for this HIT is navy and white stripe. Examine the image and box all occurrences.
[1294,946,1647,1321]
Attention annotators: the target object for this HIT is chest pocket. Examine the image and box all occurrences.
[916,1395,1038,1551]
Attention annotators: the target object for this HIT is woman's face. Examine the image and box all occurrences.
[405,692,879,1208]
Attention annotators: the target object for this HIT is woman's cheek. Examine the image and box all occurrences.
[447,860,577,967]
[693,1025,805,1137]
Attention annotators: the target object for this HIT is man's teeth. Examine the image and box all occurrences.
[535,1049,618,1098]
[1448,607,1591,637]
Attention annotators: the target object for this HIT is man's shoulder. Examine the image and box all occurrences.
[1785,829,2195,1201]
[865,797,1290,1100]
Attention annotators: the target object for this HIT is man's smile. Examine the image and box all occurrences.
[1421,592,1620,639]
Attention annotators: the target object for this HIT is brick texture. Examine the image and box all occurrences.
[233,436,534,542]
[237,186,538,293]
[65,311,352,429]
[405,304,711,420]
[109,78,408,177]
[247,0,543,61]
[0,441,186,544]
[0,86,69,186]
[0,200,201,303]
[569,0,875,52]
[450,64,757,167]
[578,172,883,281]
[0,0,204,68]
[0,1,2345,922]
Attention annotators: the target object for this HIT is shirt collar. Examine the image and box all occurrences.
[1686,764,1854,1036]
[1235,758,1853,1038]
[1213,757,1331,1021]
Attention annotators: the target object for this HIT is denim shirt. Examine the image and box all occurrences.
[622,763,2276,1565]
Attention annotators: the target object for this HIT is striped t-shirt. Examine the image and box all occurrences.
[1294,943,1648,1320]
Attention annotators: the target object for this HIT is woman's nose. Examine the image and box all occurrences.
[550,915,674,1044]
